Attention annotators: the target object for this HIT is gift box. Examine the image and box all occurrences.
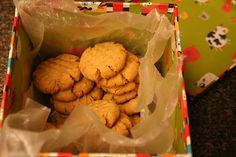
[0,2,192,157]
[152,0,236,96]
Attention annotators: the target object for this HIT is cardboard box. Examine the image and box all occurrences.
[0,2,192,157]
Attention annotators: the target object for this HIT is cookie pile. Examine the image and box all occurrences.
[80,42,140,116]
[33,53,104,116]
[33,42,141,137]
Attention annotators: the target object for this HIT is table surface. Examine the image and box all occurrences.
[0,1,235,157]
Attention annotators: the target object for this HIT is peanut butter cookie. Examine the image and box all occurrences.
[119,97,138,115]
[73,77,94,98]
[51,98,75,115]
[33,54,82,94]
[52,88,77,102]
[79,42,127,81]
[103,88,137,104]
[75,87,104,105]
[87,100,120,128]
[112,113,132,137]
[98,53,139,88]
[102,82,136,96]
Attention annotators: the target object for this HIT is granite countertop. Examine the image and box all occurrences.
[0,0,235,157]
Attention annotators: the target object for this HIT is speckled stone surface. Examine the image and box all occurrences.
[0,0,235,157]
[188,68,236,157]
[0,0,14,97]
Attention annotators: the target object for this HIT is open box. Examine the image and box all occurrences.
[0,2,192,157]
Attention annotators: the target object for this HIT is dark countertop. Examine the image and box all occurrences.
[0,0,235,157]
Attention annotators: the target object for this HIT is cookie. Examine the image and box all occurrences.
[87,100,120,128]
[51,98,75,115]
[79,42,127,81]
[73,77,94,98]
[56,53,80,62]
[98,73,128,88]
[103,88,137,104]
[119,97,138,115]
[102,82,136,95]
[98,53,139,88]
[33,66,74,94]
[112,113,132,137]
[52,88,77,102]
[47,54,82,81]
[121,52,139,82]
[33,54,82,94]
[129,114,141,127]
[75,87,104,105]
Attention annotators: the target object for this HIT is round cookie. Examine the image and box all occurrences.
[52,88,77,102]
[87,100,120,128]
[102,82,136,95]
[33,64,74,94]
[75,87,104,105]
[103,88,137,104]
[73,77,94,98]
[47,54,82,81]
[112,113,132,137]
[33,54,82,94]
[119,97,138,115]
[98,53,139,88]
[51,98,75,115]
[79,42,127,81]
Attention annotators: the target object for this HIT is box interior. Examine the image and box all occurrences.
[3,2,188,155]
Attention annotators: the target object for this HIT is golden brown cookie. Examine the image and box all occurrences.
[75,87,104,105]
[33,66,74,94]
[56,53,80,62]
[51,98,75,115]
[102,82,136,95]
[47,55,82,81]
[103,88,137,104]
[79,42,127,81]
[73,77,94,98]
[33,54,82,94]
[52,87,103,114]
[87,100,120,128]
[121,52,139,81]
[98,73,128,88]
[119,97,138,115]
[98,53,140,88]
[129,114,141,127]
[112,113,132,137]
[52,88,77,102]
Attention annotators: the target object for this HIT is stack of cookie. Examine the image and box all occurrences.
[79,42,141,136]
[33,42,141,137]
[87,100,132,136]
[79,42,140,116]
[33,53,104,122]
